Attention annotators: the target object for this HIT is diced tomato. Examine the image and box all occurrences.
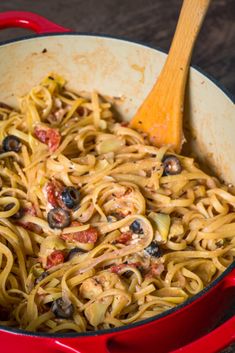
[110,264,126,273]
[23,205,37,216]
[34,125,61,152]
[117,231,132,244]
[17,205,42,234]
[47,129,61,152]
[111,262,141,274]
[61,221,98,244]
[151,263,164,276]
[45,180,64,208]
[46,250,65,269]
[145,263,165,278]
[34,128,47,143]
[17,221,42,234]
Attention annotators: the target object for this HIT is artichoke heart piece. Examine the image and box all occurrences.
[149,212,171,242]
[110,295,129,318]
[80,278,103,300]
[84,297,113,327]
[80,272,126,300]
[40,235,66,254]
[195,262,217,284]
[81,272,128,325]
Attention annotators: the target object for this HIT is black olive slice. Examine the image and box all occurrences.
[129,220,143,234]
[144,241,162,258]
[51,298,74,319]
[47,208,71,229]
[61,187,80,209]
[162,155,182,176]
[2,135,21,152]
[66,247,86,261]
[35,271,49,285]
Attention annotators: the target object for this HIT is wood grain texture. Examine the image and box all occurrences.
[0,1,234,352]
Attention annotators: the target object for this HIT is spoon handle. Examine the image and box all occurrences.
[130,0,211,153]
[166,0,211,73]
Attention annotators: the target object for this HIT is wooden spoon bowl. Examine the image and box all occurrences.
[130,0,211,153]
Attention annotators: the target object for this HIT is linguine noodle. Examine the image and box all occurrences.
[0,74,234,332]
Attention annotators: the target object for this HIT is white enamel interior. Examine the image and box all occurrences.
[0,35,234,183]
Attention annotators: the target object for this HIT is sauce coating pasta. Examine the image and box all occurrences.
[0,74,234,332]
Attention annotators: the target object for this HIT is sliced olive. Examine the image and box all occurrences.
[4,203,24,220]
[129,220,143,234]
[123,261,144,276]
[66,247,86,261]
[35,271,49,285]
[61,186,80,209]
[144,241,162,258]
[51,298,74,319]
[121,265,134,279]
[2,135,21,152]
[47,208,71,229]
[162,155,182,176]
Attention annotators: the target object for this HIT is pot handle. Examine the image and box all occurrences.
[54,337,110,353]
[0,11,70,34]
[171,268,235,353]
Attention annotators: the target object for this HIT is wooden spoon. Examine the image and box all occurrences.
[130,0,211,153]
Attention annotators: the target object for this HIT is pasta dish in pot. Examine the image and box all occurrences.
[0,74,234,332]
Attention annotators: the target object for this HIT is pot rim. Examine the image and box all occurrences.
[0,31,234,338]
[0,31,234,104]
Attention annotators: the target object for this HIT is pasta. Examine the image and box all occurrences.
[0,74,234,332]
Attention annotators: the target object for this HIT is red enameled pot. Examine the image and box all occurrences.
[0,11,234,353]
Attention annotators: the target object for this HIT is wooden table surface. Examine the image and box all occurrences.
[0,0,234,352]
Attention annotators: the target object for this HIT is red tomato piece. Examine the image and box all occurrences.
[46,250,65,269]
[110,264,126,273]
[45,180,64,208]
[61,221,98,244]
[17,221,42,234]
[145,263,165,278]
[17,205,42,234]
[111,262,141,274]
[117,231,132,244]
[34,125,61,152]
[23,205,37,216]
[34,128,47,143]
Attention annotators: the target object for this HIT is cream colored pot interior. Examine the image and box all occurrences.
[0,35,234,183]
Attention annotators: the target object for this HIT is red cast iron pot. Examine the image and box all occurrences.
[0,11,234,353]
